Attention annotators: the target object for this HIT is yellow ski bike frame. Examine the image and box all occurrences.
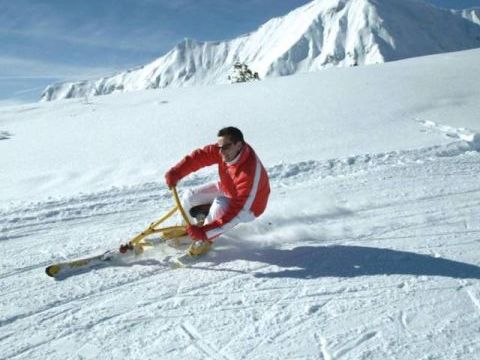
[45,187,193,277]
[118,186,191,254]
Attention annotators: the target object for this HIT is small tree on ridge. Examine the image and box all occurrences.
[228,62,260,83]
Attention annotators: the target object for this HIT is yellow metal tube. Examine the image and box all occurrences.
[172,187,191,226]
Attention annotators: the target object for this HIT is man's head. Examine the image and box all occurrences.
[217,126,244,162]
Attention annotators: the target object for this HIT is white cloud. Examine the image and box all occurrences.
[0,55,117,80]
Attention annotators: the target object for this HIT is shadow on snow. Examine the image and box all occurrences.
[211,245,480,280]
[47,245,480,281]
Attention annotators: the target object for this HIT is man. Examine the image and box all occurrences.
[165,127,270,256]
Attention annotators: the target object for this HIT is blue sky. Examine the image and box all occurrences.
[1,0,479,104]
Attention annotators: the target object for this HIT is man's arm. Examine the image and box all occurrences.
[165,144,220,186]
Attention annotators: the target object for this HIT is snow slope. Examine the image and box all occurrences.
[40,0,480,101]
[455,7,480,25]
[4,48,480,207]
[1,48,480,359]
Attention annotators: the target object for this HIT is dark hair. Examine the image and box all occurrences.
[217,126,244,143]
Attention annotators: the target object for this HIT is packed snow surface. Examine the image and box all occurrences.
[40,0,480,101]
[1,48,480,359]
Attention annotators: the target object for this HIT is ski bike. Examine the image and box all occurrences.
[45,186,210,278]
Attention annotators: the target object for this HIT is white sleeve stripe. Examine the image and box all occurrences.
[205,156,262,239]
[244,155,262,210]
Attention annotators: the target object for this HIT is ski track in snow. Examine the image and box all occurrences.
[465,286,480,315]
[2,133,480,359]
[179,322,233,360]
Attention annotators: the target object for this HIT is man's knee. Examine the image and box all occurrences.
[181,189,195,203]
[205,197,230,224]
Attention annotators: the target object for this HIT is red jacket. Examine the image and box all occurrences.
[171,143,270,239]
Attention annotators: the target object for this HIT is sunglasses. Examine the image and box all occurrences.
[217,142,234,151]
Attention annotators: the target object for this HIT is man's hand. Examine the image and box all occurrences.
[186,224,208,241]
[165,168,180,188]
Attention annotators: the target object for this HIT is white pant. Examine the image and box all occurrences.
[180,182,229,226]
[180,182,256,239]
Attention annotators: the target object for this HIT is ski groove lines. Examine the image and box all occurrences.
[465,288,480,315]
[317,335,332,360]
[333,331,379,359]
[218,286,298,358]
[0,266,170,328]
[180,322,234,360]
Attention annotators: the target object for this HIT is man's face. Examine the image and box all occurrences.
[217,136,243,162]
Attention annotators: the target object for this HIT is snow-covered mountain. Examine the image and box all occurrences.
[41,0,480,101]
[454,8,480,25]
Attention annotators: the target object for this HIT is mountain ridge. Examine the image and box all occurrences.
[454,7,480,25]
[41,0,480,101]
